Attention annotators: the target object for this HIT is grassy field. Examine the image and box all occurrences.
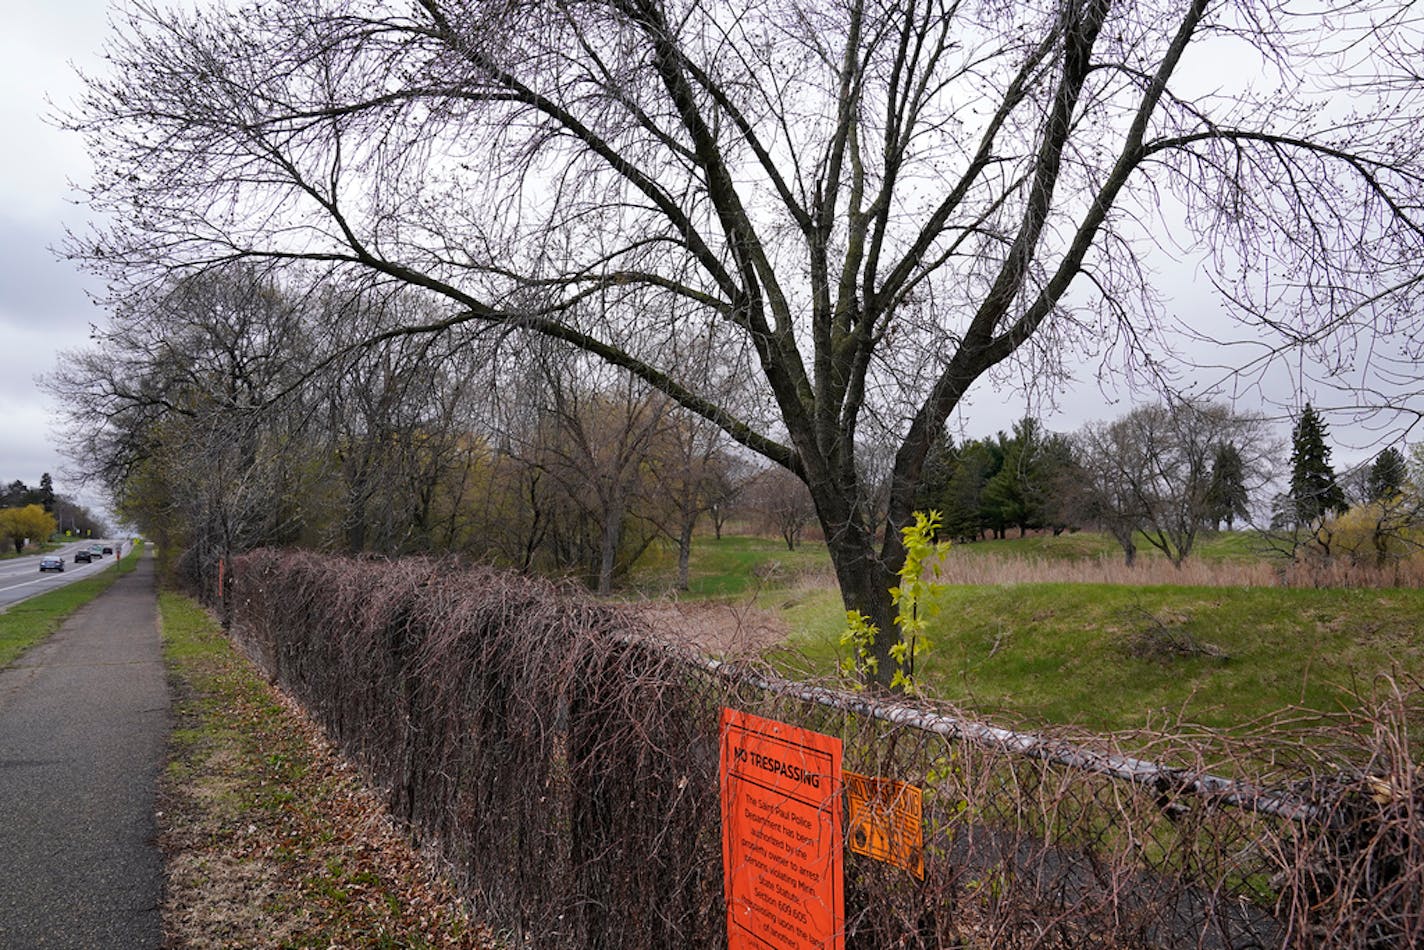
[629,533,835,598]
[774,581,1424,732]
[0,544,140,667]
[635,529,1424,735]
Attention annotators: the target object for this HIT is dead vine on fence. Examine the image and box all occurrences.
[227,550,1422,948]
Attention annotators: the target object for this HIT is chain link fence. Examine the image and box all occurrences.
[228,549,1422,948]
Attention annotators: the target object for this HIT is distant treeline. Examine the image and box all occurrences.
[0,474,109,540]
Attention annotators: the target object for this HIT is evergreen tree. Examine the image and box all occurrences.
[982,418,1041,537]
[1288,404,1346,525]
[1205,443,1249,530]
[1036,432,1081,535]
[1269,492,1295,531]
[0,480,27,508]
[1366,446,1407,502]
[941,439,999,542]
[38,473,55,513]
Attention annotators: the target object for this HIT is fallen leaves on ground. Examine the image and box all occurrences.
[159,602,500,949]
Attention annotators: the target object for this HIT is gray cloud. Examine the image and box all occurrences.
[0,215,103,326]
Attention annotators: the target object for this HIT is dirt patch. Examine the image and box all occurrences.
[624,599,792,656]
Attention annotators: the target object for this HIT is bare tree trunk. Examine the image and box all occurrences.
[597,496,624,596]
[676,518,694,591]
[827,526,899,688]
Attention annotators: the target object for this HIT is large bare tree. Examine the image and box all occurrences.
[69,0,1424,684]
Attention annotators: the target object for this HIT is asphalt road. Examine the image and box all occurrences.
[0,548,168,948]
[0,541,127,613]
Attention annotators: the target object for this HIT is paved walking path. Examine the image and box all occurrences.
[0,550,169,948]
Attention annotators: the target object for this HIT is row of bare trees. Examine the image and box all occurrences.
[46,269,818,592]
[1073,402,1276,565]
[46,257,1418,599]
[915,402,1273,565]
[925,401,1424,573]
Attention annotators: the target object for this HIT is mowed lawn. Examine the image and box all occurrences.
[640,531,1424,735]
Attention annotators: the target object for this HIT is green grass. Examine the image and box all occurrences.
[643,530,1423,735]
[630,533,834,598]
[773,581,1424,733]
[943,531,1121,561]
[0,544,141,667]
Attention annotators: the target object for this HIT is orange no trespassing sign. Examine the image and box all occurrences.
[843,771,925,879]
[720,708,844,950]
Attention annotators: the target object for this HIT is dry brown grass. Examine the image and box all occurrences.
[932,549,1424,589]
[934,550,1279,586]
[1272,554,1424,589]
[624,599,791,656]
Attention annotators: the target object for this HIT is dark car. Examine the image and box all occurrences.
[39,556,65,573]
[74,550,93,564]
[102,546,113,555]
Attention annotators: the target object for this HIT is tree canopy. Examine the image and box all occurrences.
[1205,443,1250,531]
[0,505,58,555]
[66,0,1424,684]
[1075,401,1270,566]
[1367,447,1408,503]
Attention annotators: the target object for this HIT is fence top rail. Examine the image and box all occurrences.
[655,643,1324,823]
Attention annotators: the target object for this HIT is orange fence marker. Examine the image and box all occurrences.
[843,771,925,879]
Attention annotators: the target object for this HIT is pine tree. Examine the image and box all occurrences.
[0,480,26,508]
[38,473,55,513]
[1366,446,1407,502]
[982,418,1045,537]
[1205,443,1249,530]
[941,439,998,542]
[1288,404,1346,525]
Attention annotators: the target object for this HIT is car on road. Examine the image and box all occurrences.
[102,545,113,555]
[89,545,104,558]
[39,556,65,573]
[73,550,92,564]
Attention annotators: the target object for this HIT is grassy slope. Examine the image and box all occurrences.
[635,530,1424,733]
[776,581,1424,732]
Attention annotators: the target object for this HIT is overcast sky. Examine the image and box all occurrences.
[1,2,1409,515]
[1,2,111,505]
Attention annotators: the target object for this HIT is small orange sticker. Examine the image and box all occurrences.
[844,771,924,879]
[721,708,844,950]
